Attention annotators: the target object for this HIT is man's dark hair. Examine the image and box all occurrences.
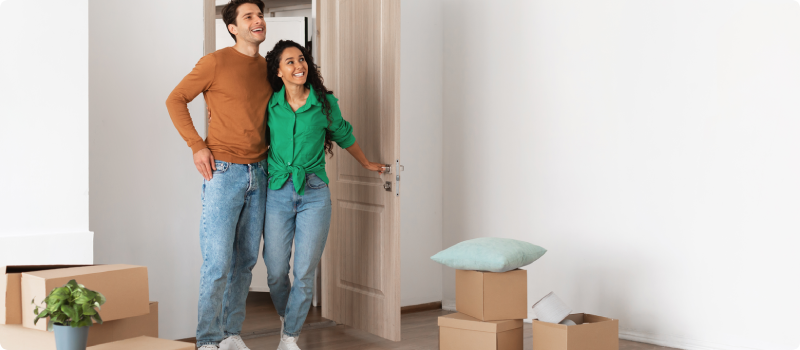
[221,0,265,42]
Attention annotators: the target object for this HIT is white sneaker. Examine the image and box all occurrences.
[277,333,301,350]
[219,335,251,350]
[198,345,218,350]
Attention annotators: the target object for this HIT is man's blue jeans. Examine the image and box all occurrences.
[196,160,267,348]
[264,174,331,337]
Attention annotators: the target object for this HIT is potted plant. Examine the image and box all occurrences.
[31,279,106,350]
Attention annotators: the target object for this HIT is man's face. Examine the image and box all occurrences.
[229,3,265,44]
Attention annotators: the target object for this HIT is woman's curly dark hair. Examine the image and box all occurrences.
[266,40,334,156]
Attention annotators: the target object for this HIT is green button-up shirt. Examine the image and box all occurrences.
[267,86,356,194]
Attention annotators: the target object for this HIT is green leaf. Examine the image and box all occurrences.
[82,291,96,301]
[74,295,91,305]
[91,313,103,324]
[47,319,54,332]
[74,318,92,328]
[53,287,70,297]
[95,292,106,306]
[47,300,62,312]
[61,305,77,322]
[37,309,49,318]
[47,294,66,304]
[66,280,79,289]
[82,304,97,316]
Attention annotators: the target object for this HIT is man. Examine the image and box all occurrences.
[165,1,271,349]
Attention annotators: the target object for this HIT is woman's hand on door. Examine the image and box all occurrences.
[345,141,385,174]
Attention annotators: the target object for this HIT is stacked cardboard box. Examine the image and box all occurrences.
[0,264,159,350]
[439,269,527,350]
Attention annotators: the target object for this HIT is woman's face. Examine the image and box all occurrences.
[277,47,308,87]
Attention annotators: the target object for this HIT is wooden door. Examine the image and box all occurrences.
[319,0,401,342]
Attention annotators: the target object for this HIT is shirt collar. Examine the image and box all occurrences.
[269,85,321,112]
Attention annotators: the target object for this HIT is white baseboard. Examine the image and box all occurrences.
[249,286,270,292]
[442,299,456,311]
[620,330,792,350]
[0,232,93,266]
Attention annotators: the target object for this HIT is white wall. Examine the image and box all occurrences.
[0,0,93,266]
[441,1,800,350]
[89,0,207,340]
[400,0,444,307]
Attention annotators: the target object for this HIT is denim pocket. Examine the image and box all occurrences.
[306,174,328,189]
[213,160,230,174]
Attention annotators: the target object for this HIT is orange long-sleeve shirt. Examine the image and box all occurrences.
[166,47,273,164]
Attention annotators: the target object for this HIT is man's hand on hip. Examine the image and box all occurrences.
[194,148,216,180]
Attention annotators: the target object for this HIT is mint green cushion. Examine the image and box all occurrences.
[431,238,547,272]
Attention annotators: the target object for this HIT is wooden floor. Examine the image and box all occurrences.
[180,292,331,343]
[241,292,329,336]
[223,305,678,350]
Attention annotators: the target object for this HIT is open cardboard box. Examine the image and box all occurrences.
[87,301,158,346]
[1,265,88,325]
[0,302,158,350]
[439,312,523,350]
[456,269,527,321]
[531,313,619,350]
[21,265,150,331]
[87,336,193,350]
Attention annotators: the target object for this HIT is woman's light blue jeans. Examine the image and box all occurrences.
[264,174,331,337]
[196,160,267,348]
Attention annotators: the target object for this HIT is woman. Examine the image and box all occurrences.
[262,40,384,350]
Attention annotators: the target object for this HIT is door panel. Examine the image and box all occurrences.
[320,0,401,341]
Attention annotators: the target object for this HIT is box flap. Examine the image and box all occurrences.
[87,336,193,350]
[1,274,22,324]
[3,265,92,276]
[583,314,615,324]
[438,313,522,333]
[22,265,137,279]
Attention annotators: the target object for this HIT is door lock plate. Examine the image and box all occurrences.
[384,181,392,191]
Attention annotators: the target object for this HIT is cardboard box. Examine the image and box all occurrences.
[87,301,158,346]
[439,313,523,350]
[0,302,157,350]
[87,336,194,350]
[0,324,56,350]
[531,313,619,350]
[22,265,150,331]
[456,269,527,321]
[1,265,87,325]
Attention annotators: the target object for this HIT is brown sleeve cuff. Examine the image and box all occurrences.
[190,141,208,154]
